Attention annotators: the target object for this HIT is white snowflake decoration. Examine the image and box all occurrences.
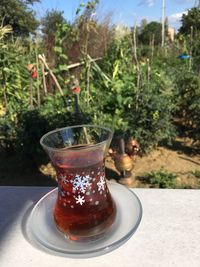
[75,195,85,205]
[64,179,69,185]
[72,174,92,193]
[97,176,106,191]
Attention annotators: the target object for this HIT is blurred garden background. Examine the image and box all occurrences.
[0,0,200,188]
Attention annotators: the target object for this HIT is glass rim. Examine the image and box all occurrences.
[40,124,113,153]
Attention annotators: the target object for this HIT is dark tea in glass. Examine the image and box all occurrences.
[40,125,116,241]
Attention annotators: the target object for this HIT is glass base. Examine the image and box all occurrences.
[55,216,116,242]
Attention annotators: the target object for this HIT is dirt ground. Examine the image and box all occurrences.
[104,137,200,189]
[1,138,200,188]
[133,147,200,188]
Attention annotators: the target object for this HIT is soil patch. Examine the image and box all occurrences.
[105,138,200,189]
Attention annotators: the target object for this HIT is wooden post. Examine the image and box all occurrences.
[147,58,150,86]
[35,42,40,107]
[132,25,140,110]
[86,59,91,107]
[151,34,155,63]
[66,57,101,70]
[38,54,64,96]
[41,55,47,95]
[161,0,166,48]
[29,77,33,109]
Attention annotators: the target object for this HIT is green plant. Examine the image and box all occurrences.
[174,70,200,141]
[84,34,176,153]
[0,0,39,36]
[192,33,200,72]
[138,21,162,45]
[53,21,78,87]
[0,25,32,152]
[179,7,200,35]
[15,93,92,165]
[192,169,200,179]
[142,168,177,188]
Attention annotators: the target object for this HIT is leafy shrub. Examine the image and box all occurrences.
[85,38,176,153]
[174,70,200,142]
[192,33,200,72]
[0,95,28,152]
[142,168,177,188]
[126,75,176,152]
[16,94,92,165]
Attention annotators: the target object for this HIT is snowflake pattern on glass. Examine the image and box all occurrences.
[71,174,92,193]
[75,195,85,205]
[57,171,107,206]
[97,175,106,191]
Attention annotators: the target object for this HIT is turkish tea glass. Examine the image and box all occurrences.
[40,125,116,241]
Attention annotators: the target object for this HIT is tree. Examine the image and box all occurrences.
[41,10,66,64]
[179,7,200,35]
[0,0,39,36]
[139,18,148,33]
[41,10,66,39]
[41,10,67,90]
[139,21,162,45]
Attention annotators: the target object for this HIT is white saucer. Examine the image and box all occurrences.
[28,182,142,258]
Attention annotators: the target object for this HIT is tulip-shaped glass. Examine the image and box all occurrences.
[40,125,116,241]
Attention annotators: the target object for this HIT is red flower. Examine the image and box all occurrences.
[71,86,81,94]
[31,69,37,78]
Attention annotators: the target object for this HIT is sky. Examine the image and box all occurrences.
[33,0,197,30]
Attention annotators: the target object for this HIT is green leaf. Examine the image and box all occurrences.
[60,54,68,60]
[112,61,119,79]
[59,65,68,71]
[3,67,10,73]
[116,94,122,105]
[54,46,62,53]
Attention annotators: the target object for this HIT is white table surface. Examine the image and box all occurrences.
[0,186,200,267]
